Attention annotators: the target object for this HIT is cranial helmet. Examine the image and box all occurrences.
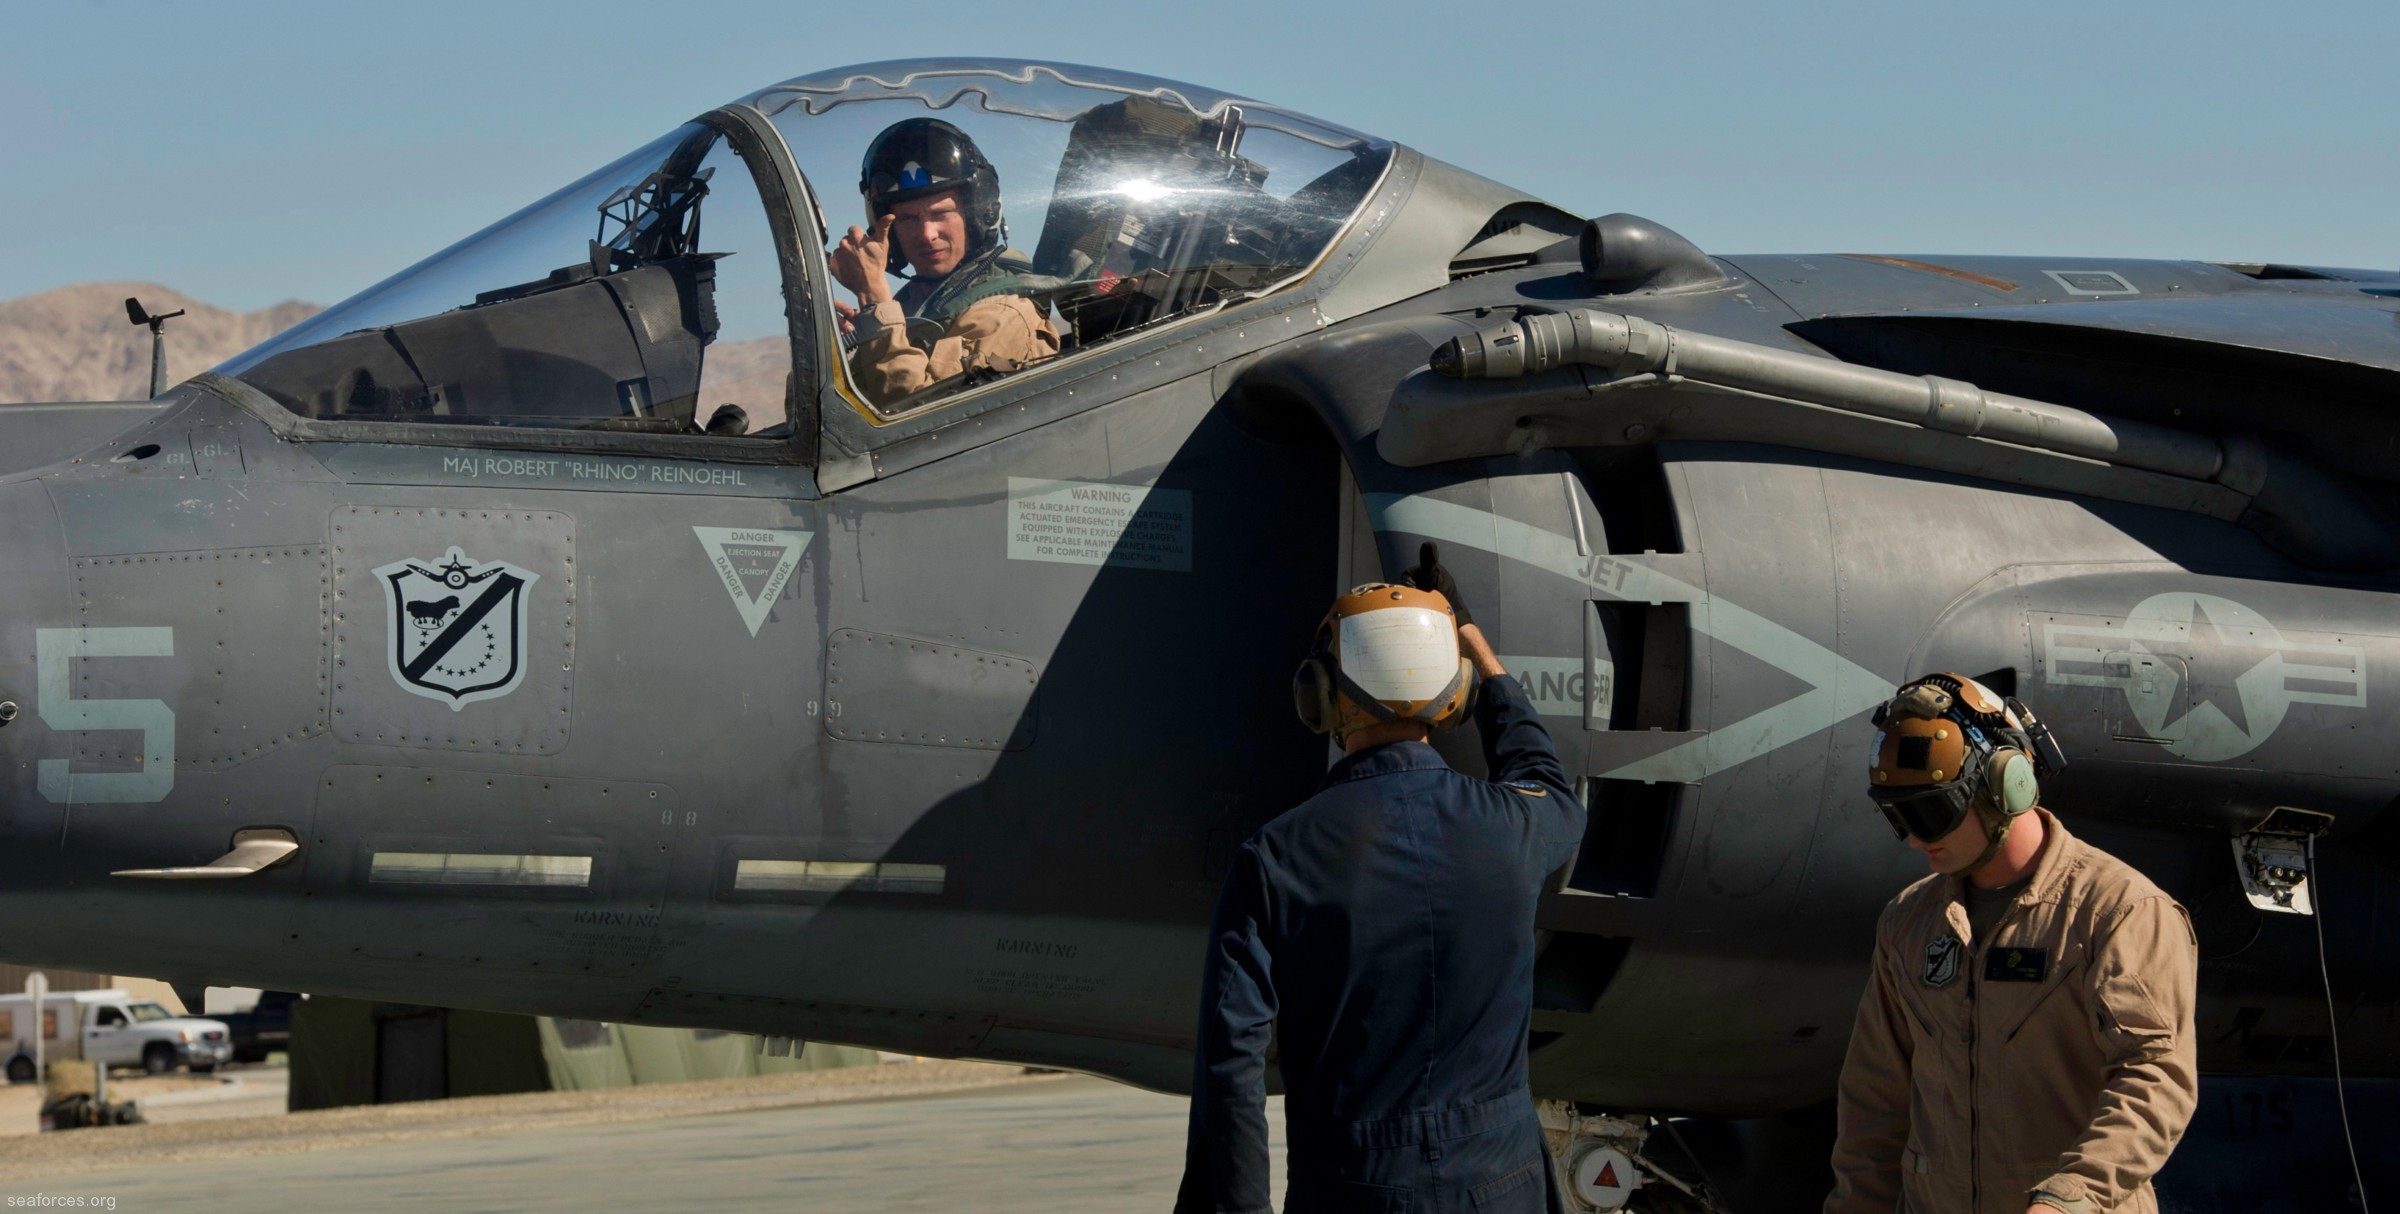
[859,118,1005,260]
[1292,583,1475,737]
[1868,673,2068,864]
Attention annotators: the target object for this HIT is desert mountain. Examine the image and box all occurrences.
[0,284,319,404]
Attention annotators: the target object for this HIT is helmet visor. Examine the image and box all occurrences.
[1868,781,1976,842]
[863,124,978,206]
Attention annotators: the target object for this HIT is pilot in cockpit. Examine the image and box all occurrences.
[829,118,1061,407]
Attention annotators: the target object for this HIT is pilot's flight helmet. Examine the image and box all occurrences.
[859,118,1005,252]
[1292,583,1475,738]
[1867,673,2067,847]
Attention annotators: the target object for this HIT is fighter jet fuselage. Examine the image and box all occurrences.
[2,62,2395,1183]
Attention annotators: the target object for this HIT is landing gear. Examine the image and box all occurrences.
[1541,1101,1722,1214]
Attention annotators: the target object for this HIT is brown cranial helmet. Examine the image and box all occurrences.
[1291,583,1474,737]
[1868,673,2051,850]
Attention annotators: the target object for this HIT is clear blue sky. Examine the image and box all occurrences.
[5,0,2392,311]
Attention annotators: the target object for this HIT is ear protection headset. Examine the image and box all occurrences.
[1289,626,1342,734]
[1867,673,2066,844]
[1292,583,1475,737]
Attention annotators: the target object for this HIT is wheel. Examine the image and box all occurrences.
[142,1043,176,1075]
[4,1055,32,1084]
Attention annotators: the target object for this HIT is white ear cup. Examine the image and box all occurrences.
[1990,749,2039,815]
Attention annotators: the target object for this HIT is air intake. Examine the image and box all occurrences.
[1580,213,1723,294]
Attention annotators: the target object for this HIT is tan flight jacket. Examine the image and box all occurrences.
[848,295,1060,407]
[1826,810,2199,1214]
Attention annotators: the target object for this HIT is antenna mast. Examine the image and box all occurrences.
[125,297,187,399]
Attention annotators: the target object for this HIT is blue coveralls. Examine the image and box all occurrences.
[1176,674,1586,1214]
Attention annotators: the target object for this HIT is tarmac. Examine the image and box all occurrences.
[0,1062,1287,1212]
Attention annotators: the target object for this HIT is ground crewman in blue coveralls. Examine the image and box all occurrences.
[1176,546,1587,1214]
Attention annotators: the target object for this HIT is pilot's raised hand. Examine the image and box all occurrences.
[830,214,896,305]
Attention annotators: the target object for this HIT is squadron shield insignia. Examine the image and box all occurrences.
[1923,935,1963,988]
[374,546,539,710]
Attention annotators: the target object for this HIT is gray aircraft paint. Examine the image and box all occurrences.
[1004,478,1193,572]
[1498,654,1612,720]
[1912,561,2400,815]
[332,507,576,753]
[2041,269,2141,296]
[2042,591,2367,762]
[2,57,2397,1210]
[1366,493,1895,783]
[315,443,819,500]
[35,625,175,803]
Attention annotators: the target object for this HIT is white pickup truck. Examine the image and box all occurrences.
[2,989,234,1080]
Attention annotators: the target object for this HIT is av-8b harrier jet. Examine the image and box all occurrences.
[3,59,2394,1209]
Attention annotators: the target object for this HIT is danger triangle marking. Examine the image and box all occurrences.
[1595,1161,1619,1188]
[692,526,813,637]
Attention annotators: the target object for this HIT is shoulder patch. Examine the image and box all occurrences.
[1922,935,1962,987]
[1505,780,1549,797]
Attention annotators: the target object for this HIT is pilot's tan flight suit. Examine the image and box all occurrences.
[1826,809,2199,1214]
[846,283,1058,406]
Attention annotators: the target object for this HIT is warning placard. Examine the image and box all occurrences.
[1007,477,1192,572]
[691,526,812,636]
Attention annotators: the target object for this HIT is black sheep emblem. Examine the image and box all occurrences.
[372,545,540,708]
[405,595,461,631]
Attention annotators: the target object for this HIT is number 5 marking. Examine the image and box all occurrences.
[36,627,175,804]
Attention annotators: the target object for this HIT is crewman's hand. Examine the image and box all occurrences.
[830,214,896,305]
[832,299,859,336]
[2027,1204,2067,1214]
[1403,541,1473,628]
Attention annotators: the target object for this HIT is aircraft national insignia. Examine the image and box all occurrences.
[2042,592,2366,761]
[373,546,539,710]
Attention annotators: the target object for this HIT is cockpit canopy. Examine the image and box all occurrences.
[220,61,1394,440]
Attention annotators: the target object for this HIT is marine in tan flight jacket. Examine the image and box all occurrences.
[1831,673,2198,1214]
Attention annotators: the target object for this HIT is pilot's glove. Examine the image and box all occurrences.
[830,214,896,305]
[1404,541,1474,628]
